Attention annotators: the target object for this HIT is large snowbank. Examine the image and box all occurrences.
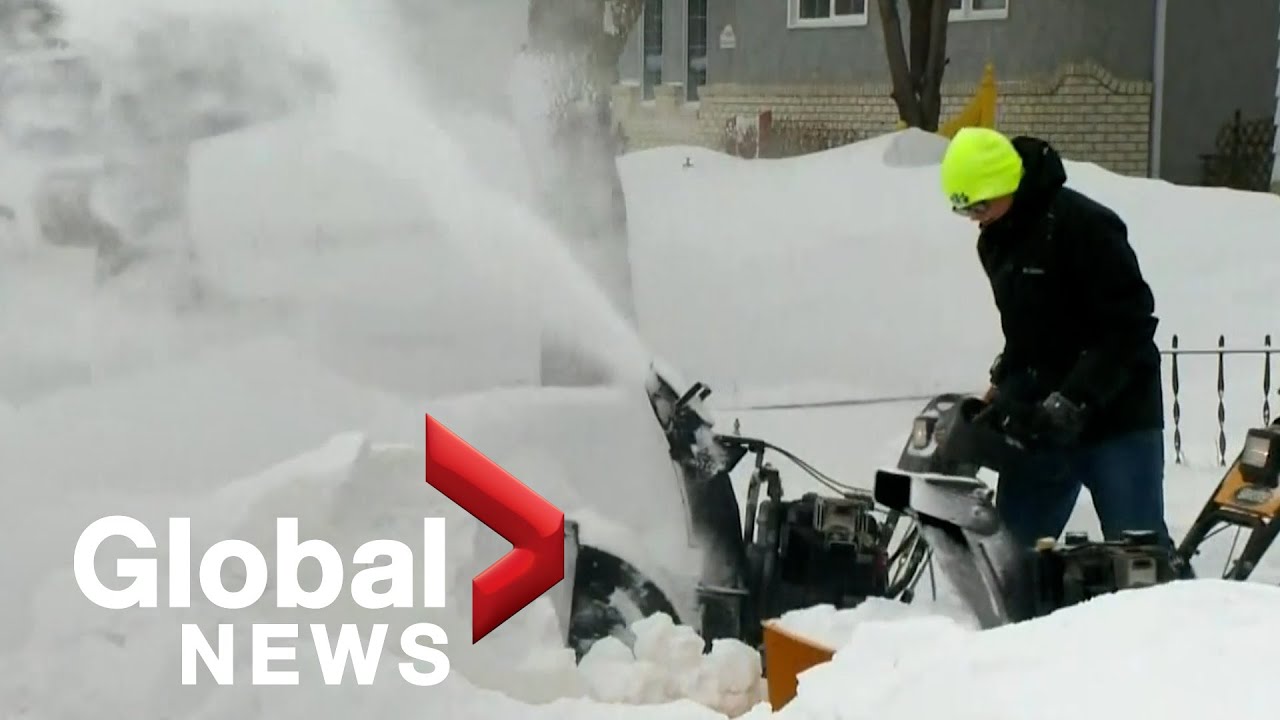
[775,580,1280,720]
[623,129,1280,454]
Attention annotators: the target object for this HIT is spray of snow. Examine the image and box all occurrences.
[2,0,649,410]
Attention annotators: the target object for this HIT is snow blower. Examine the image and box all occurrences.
[1176,419,1280,580]
[557,365,931,665]
[555,373,1280,708]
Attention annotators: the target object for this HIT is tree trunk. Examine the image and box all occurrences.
[916,0,950,132]
[878,0,948,132]
[878,0,923,128]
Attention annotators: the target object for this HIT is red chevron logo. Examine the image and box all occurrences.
[424,415,565,643]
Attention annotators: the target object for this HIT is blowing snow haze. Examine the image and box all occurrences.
[0,0,647,406]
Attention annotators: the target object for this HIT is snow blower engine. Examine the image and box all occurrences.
[644,369,913,648]
[559,367,924,656]
[873,394,1183,629]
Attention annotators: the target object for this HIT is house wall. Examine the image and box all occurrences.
[616,1,1156,176]
[615,60,1152,176]
[709,0,1154,87]
[1160,0,1280,185]
[621,1,1156,92]
[620,0,702,93]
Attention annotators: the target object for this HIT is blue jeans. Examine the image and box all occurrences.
[995,429,1172,548]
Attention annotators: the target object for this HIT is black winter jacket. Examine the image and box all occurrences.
[978,136,1164,444]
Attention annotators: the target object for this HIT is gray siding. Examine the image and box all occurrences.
[620,1,1155,93]
[707,0,1154,86]
[1159,0,1280,184]
[614,0,1280,188]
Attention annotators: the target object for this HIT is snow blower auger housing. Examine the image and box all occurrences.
[874,393,1181,629]
[1176,419,1280,580]
[558,365,928,658]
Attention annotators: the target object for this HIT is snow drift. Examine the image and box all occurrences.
[623,129,1280,448]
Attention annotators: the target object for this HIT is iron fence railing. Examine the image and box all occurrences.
[1165,334,1275,466]
[722,335,1277,468]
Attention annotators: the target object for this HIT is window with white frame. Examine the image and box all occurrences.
[949,0,1009,21]
[788,0,868,29]
[641,0,663,100]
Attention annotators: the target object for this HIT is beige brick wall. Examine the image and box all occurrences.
[614,60,1153,177]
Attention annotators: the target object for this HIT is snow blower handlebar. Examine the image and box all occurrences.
[929,394,1035,475]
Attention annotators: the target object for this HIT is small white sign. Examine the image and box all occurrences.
[719,24,737,50]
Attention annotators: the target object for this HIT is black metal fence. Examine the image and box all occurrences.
[1166,335,1275,466]
[725,335,1277,468]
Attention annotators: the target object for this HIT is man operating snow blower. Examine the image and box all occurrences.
[939,127,1174,552]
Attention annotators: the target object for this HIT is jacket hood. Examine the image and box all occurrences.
[1008,136,1067,216]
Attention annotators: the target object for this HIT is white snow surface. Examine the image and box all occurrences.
[775,580,1280,720]
[2,1,1280,717]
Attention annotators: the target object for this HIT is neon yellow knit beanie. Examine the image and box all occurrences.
[940,127,1024,208]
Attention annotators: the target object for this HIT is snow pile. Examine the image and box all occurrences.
[579,614,766,717]
[778,581,1280,720]
[774,598,981,651]
[0,367,694,643]
[623,131,1280,449]
[0,418,752,718]
[879,128,950,168]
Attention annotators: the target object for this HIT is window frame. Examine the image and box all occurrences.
[686,0,708,102]
[948,0,1010,23]
[638,0,664,101]
[787,0,869,30]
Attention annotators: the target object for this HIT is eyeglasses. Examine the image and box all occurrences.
[952,200,990,218]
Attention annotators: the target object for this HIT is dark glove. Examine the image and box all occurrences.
[1033,391,1087,446]
[972,390,1040,448]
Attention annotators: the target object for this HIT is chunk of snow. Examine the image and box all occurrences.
[575,613,767,717]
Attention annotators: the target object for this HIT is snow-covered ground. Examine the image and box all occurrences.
[3,1,1280,719]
